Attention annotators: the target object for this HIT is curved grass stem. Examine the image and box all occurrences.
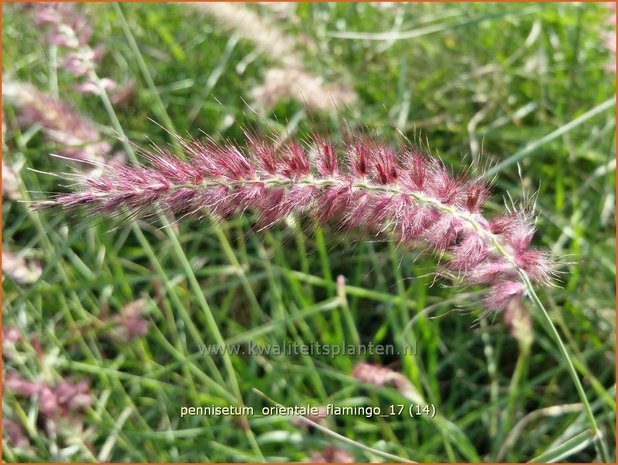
[520,272,609,463]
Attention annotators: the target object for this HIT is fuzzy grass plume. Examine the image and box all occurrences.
[251,67,358,112]
[3,81,110,162]
[37,132,552,312]
[190,2,302,68]
[23,2,119,94]
[192,2,356,111]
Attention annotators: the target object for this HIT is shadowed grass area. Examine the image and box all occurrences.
[2,2,615,462]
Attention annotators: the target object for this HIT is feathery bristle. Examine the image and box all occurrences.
[37,133,553,311]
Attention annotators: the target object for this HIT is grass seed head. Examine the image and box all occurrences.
[38,132,553,311]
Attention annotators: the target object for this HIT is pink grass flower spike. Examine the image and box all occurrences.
[4,81,110,162]
[39,134,552,312]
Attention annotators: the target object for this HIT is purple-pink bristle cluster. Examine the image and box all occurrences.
[42,134,552,311]
[30,2,93,49]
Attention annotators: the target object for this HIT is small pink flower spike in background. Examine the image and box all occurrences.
[24,2,118,93]
[3,81,110,162]
[39,133,552,312]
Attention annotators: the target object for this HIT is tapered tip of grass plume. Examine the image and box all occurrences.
[36,130,553,312]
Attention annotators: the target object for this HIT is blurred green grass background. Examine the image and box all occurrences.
[2,2,616,462]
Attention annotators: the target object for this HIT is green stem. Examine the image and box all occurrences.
[89,70,265,462]
[481,97,615,179]
[520,272,609,462]
[113,3,183,157]
[253,389,417,463]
